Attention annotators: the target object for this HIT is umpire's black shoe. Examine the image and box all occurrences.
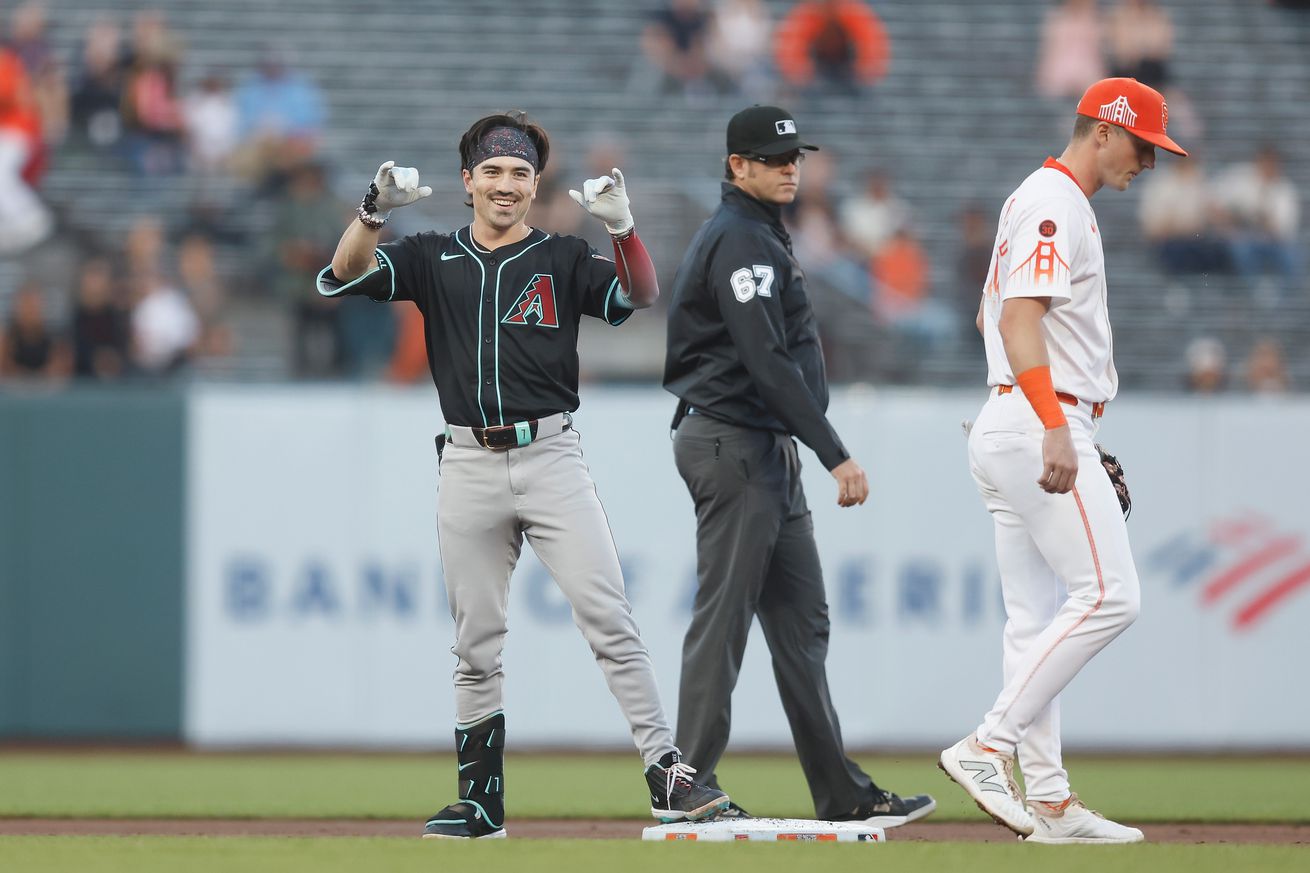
[645,751,730,823]
[830,790,937,828]
[711,801,753,820]
[421,801,507,839]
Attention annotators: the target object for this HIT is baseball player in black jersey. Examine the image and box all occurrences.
[663,105,936,827]
[316,111,727,839]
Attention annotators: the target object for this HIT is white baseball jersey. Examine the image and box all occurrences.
[981,159,1117,402]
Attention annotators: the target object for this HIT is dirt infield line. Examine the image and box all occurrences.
[1,819,1306,844]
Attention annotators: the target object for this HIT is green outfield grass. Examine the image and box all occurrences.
[1,751,1307,822]
[0,837,1304,873]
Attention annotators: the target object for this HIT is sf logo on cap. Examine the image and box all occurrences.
[775,120,797,135]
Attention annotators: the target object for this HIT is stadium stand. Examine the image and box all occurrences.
[2,0,1308,389]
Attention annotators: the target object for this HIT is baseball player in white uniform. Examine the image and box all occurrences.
[938,78,1187,844]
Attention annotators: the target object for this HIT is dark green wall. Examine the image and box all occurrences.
[0,389,185,738]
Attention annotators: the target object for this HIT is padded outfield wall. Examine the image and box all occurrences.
[182,386,1310,750]
[3,387,1306,745]
[0,390,185,738]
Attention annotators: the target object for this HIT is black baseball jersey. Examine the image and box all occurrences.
[663,183,848,471]
[318,226,631,427]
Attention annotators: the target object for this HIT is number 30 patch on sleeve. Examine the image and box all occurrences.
[730,265,775,302]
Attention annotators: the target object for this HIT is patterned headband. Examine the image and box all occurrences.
[465,127,540,173]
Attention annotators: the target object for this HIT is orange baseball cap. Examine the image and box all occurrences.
[1076,77,1188,156]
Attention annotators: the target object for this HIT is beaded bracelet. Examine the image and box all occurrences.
[357,181,387,229]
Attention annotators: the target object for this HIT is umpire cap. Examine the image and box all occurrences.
[727,105,820,156]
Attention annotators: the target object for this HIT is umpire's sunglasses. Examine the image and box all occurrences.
[744,150,806,168]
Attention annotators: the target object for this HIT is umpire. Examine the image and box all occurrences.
[663,105,934,826]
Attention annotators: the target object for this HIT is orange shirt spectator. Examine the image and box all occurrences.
[775,0,890,89]
[0,48,45,184]
[1037,0,1106,99]
[872,228,928,320]
[387,303,428,384]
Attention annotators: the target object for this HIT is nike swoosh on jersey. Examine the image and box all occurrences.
[440,252,465,261]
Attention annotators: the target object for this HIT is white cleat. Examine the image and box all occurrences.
[1025,794,1144,844]
[938,734,1034,836]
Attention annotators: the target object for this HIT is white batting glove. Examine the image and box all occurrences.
[569,167,634,236]
[371,160,433,214]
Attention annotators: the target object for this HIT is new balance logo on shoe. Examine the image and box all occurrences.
[961,760,1008,794]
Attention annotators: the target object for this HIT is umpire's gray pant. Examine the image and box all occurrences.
[673,413,875,819]
[437,422,676,767]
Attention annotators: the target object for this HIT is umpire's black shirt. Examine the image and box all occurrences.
[664,183,848,471]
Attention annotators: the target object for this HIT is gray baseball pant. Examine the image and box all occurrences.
[437,417,676,767]
[672,413,876,818]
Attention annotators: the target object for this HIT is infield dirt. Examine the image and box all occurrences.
[1,819,1306,844]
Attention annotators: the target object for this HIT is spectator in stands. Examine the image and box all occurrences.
[840,168,908,260]
[955,204,994,330]
[708,0,774,98]
[8,2,67,146]
[178,230,232,361]
[1107,0,1173,87]
[0,279,68,381]
[126,9,182,69]
[870,226,954,345]
[69,17,127,150]
[117,10,185,174]
[270,161,348,377]
[1184,336,1227,394]
[1214,147,1302,293]
[122,215,166,279]
[386,303,428,385]
[774,0,890,97]
[232,46,327,189]
[1036,0,1105,100]
[790,196,870,303]
[871,226,925,319]
[183,73,238,175]
[121,49,184,175]
[70,256,131,381]
[530,171,586,238]
[130,270,199,375]
[640,0,724,99]
[1244,337,1290,394]
[0,45,52,255]
[1137,156,1228,275]
[338,286,396,378]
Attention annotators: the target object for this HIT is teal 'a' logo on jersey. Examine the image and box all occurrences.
[502,274,559,328]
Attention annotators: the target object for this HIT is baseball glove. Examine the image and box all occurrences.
[1096,443,1131,519]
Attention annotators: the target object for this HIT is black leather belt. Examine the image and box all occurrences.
[470,418,570,450]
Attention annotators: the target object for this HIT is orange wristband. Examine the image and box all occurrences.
[1015,366,1068,430]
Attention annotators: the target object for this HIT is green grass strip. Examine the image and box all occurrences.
[0,752,1307,822]
[0,837,1305,873]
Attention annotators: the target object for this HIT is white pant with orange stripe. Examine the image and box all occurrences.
[967,389,1141,802]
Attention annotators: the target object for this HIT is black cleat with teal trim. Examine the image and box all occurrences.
[645,751,730,823]
[422,712,507,839]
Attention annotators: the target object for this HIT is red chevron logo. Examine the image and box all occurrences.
[1146,513,1310,631]
[502,274,559,328]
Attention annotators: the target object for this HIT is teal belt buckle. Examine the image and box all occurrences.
[514,421,533,447]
